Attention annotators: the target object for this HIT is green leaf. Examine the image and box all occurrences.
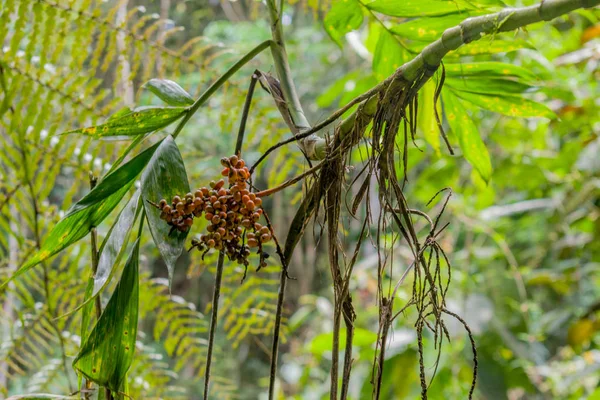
[95,190,142,295]
[144,79,195,107]
[73,238,140,392]
[284,184,317,264]
[373,28,405,80]
[452,89,556,118]
[6,395,78,400]
[324,0,363,46]
[309,328,377,356]
[418,80,441,153]
[80,191,143,333]
[390,14,472,41]
[141,135,190,284]
[80,277,95,345]
[442,89,492,181]
[0,142,160,289]
[71,142,160,213]
[374,351,419,398]
[108,106,133,121]
[62,106,187,139]
[316,70,362,107]
[444,62,539,82]
[453,39,533,55]
[365,0,474,17]
[446,77,533,95]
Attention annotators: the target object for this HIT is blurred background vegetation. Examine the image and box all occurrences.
[0,0,599,399]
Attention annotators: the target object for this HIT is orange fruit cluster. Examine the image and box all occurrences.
[156,155,272,266]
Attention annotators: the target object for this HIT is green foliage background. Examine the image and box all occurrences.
[0,0,599,399]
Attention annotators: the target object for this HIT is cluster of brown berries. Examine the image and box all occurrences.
[154,155,272,267]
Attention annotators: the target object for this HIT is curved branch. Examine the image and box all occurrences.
[305,0,599,160]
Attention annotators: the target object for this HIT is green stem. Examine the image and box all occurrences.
[235,73,258,155]
[172,40,273,139]
[308,0,599,160]
[265,0,310,132]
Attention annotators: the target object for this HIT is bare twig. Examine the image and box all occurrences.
[255,162,323,198]
[203,250,225,400]
[261,209,289,400]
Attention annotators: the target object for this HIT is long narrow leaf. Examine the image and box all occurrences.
[62,106,187,138]
[95,190,142,295]
[444,62,539,82]
[446,77,532,95]
[73,238,140,392]
[284,184,317,264]
[80,191,142,335]
[6,395,78,400]
[452,89,556,118]
[365,0,480,18]
[442,89,492,182]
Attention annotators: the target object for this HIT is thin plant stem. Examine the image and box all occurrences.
[203,250,225,400]
[262,1,312,396]
[248,82,384,174]
[172,40,272,140]
[235,73,258,155]
[265,0,310,130]
[260,210,289,400]
[269,253,288,400]
[204,71,260,399]
[255,162,323,198]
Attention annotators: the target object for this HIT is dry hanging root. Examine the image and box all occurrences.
[150,155,272,270]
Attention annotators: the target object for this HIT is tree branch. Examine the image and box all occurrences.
[304,0,599,160]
